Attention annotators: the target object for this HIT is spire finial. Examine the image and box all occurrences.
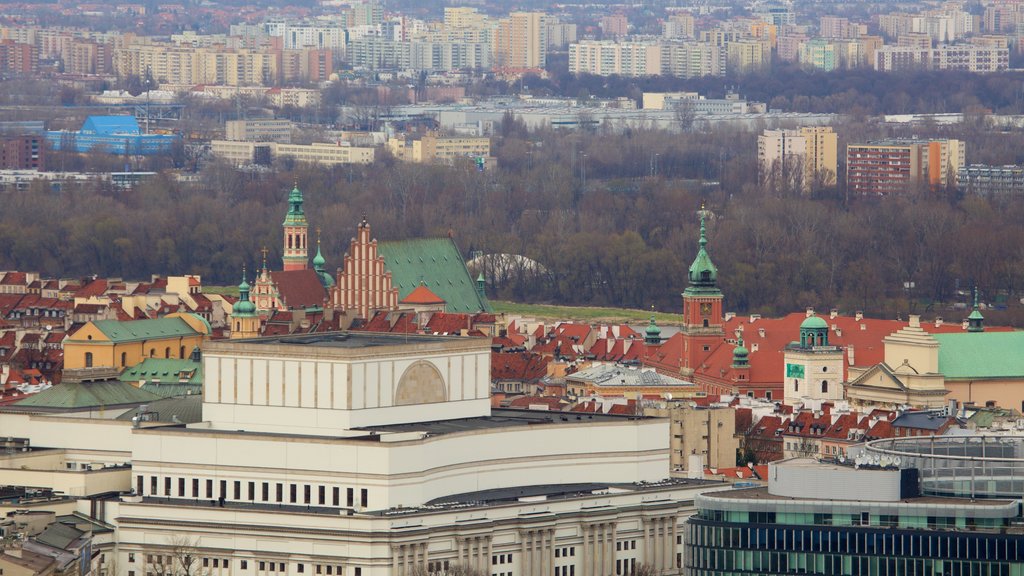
[242,264,247,283]
[973,286,979,310]
[699,213,707,248]
[317,227,322,246]
[260,246,268,270]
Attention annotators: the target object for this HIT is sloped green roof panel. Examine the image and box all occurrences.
[378,238,492,314]
[14,379,163,410]
[933,332,1024,379]
[118,356,202,383]
[89,317,201,343]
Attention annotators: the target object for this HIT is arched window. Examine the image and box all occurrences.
[84,352,93,367]
[701,271,710,282]
[821,380,828,394]
[120,352,127,367]
[235,321,240,331]
[179,346,185,358]
[288,234,293,249]
[149,348,155,358]
[164,347,170,358]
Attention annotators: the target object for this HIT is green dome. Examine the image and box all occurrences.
[733,341,749,358]
[232,268,257,316]
[283,184,307,225]
[800,315,828,330]
[645,316,662,337]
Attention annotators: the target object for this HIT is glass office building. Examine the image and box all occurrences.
[684,456,1024,576]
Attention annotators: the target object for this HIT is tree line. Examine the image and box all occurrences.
[3,120,1024,326]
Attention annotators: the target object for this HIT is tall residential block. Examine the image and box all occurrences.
[847,139,964,195]
[493,12,547,70]
[758,127,838,194]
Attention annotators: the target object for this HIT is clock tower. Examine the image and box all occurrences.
[680,211,725,377]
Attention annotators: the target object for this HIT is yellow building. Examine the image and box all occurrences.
[64,313,210,370]
[386,133,491,164]
[493,12,547,69]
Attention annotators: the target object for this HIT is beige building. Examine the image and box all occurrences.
[113,44,283,86]
[210,141,374,166]
[386,133,491,164]
[493,12,547,69]
[758,126,838,194]
[0,331,732,576]
[568,40,664,76]
[224,119,293,143]
[846,317,950,409]
[782,315,845,405]
[646,403,738,476]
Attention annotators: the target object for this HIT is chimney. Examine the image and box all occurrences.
[749,314,760,323]
[909,315,921,328]
[758,327,765,338]
[830,308,838,319]
[724,312,736,321]
[962,319,969,330]
[855,311,863,321]
[751,343,759,353]
[806,307,814,317]
[835,328,842,337]
[935,317,943,327]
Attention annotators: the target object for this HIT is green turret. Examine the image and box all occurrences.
[732,338,749,368]
[232,267,257,317]
[683,213,721,297]
[644,315,662,345]
[967,288,984,333]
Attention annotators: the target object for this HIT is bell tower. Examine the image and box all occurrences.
[282,184,309,271]
[679,210,725,377]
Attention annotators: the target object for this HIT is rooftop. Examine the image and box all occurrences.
[229,331,463,349]
[701,486,1013,507]
[356,407,648,435]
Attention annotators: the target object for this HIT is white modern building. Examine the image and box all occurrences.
[0,332,729,576]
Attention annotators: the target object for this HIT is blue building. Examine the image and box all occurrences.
[46,116,178,155]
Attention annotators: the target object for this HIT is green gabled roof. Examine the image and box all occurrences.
[119,358,203,391]
[85,317,201,343]
[933,332,1024,379]
[13,379,163,410]
[378,237,492,314]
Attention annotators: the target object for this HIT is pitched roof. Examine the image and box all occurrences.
[400,283,446,305]
[377,237,491,313]
[82,115,140,135]
[11,379,162,410]
[119,358,203,387]
[269,269,327,309]
[932,332,1024,379]
[79,317,201,343]
[491,351,548,382]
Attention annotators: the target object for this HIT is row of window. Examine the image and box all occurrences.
[127,560,359,576]
[136,475,369,508]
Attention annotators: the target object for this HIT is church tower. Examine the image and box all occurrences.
[679,211,725,377]
[282,184,309,271]
[230,267,261,339]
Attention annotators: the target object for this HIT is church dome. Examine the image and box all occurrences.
[800,315,828,330]
[232,270,257,316]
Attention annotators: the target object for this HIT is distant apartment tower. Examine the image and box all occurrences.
[568,40,663,76]
[0,135,44,170]
[0,39,36,74]
[663,12,696,39]
[847,139,964,195]
[819,16,864,39]
[874,45,1009,72]
[758,127,838,194]
[600,14,629,38]
[493,12,547,70]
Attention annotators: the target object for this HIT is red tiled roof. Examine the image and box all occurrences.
[400,284,445,305]
[556,323,591,341]
[270,270,327,309]
[425,312,470,335]
[507,395,564,410]
[706,465,769,480]
[73,278,108,298]
[491,351,548,382]
[0,272,27,285]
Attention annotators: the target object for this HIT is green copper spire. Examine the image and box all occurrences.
[732,337,749,368]
[684,210,721,296]
[476,272,486,301]
[312,230,335,288]
[232,266,257,317]
[644,314,662,345]
[967,287,984,333]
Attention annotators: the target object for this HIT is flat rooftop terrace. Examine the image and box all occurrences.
[356,408,649,434]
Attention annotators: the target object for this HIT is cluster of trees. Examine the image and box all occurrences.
[4,121,1024,324]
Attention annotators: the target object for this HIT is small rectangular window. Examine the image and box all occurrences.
[178,478,185,497]
[249,481,255,500]
[346,488,354,507]
[206,479,213,498]
[304,485,311,504]
[332,487,339,506]
[241,561,248,570]
[234,481,241,500]
[193,478,200,497]
[298,565,304,574]
[360,488,368,507]
[290,484,297,503]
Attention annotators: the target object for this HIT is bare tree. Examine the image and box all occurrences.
[146,536,207,576]
[407,563,486,576]
[673,99,696,133]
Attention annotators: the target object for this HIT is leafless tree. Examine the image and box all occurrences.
[146,536,207,576]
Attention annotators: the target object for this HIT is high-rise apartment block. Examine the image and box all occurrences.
[758,127,838,194]
[493,12,547,70]
[847,139,964,195]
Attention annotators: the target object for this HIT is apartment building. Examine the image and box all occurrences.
[211,141,374,166]
[224,119,293,143]
[847,139,964,195]
[875,44,1008,72]
[758,127,838,194]
[493,12,547,70]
